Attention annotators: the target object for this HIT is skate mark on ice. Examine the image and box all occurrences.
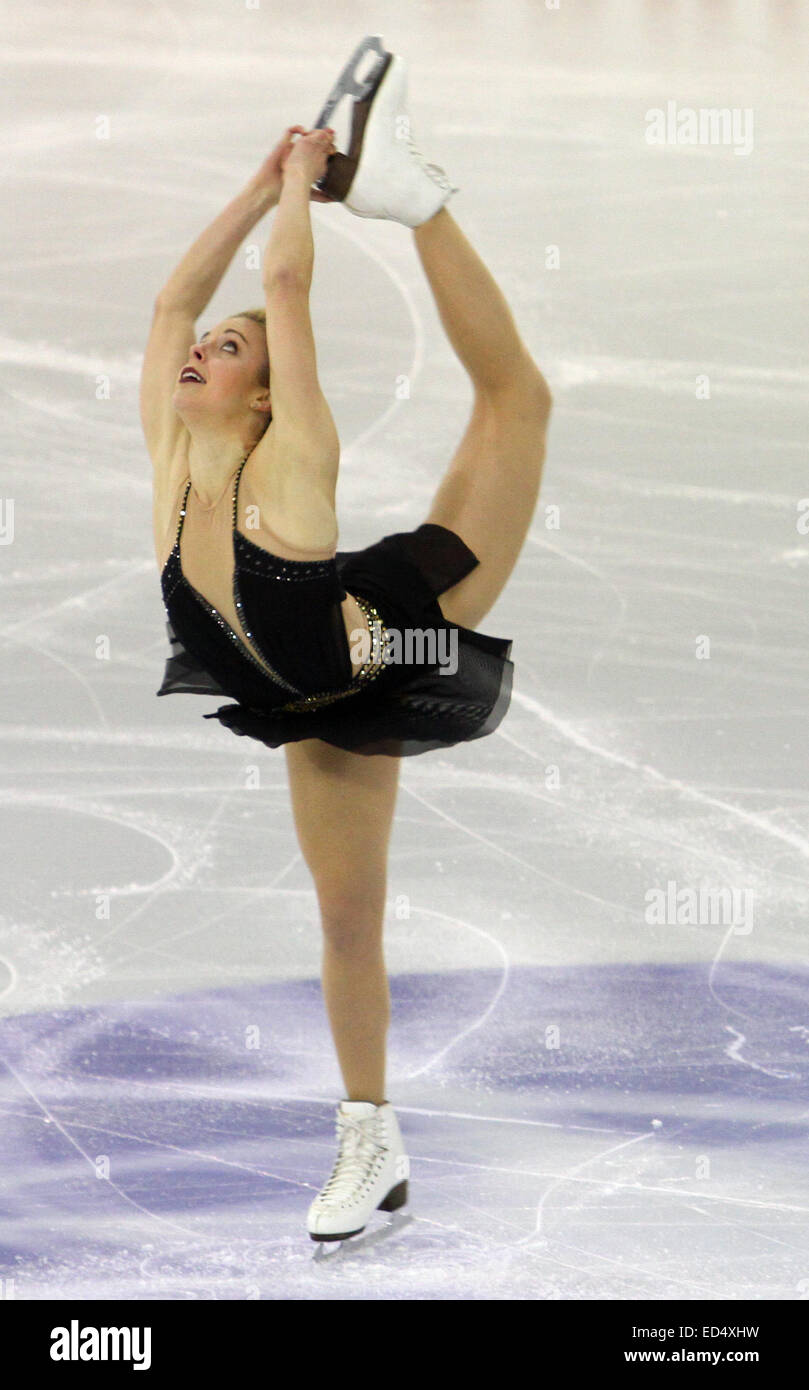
[0,954,19,1004]
[0,1055,204,1239]
[323,214,425,463]
[493,725,791,883]
[516,1130,656,1243]
[527,529,629,686]
[686,1203,809,1259]
[0,633,108,725]
[723,1023,797,1081]
[108,850,303,970]
[509,691,809,860]
[408,1210,709,1295]
[708,924,801,1079]
[378,1102,623,1136]
[4,1089,321,1194]
[95,781,247,953]
[398,904,510,1080]
[401,781,628,913]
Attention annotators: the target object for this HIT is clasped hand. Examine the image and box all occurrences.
[254,125,338,204]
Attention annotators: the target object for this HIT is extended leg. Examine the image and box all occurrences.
[284,739,401,1106]
[413,209,552,629]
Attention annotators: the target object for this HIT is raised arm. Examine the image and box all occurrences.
[260,130,340,473]
[139,126,309,478]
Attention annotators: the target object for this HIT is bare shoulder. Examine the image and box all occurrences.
[239,426,339,554]
[240,424,284,499]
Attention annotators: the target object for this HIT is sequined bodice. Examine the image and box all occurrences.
[159,459,387,711]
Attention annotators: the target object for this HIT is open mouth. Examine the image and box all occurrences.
[178,367,206,384]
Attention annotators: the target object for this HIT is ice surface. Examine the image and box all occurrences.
[1,0,807,1300]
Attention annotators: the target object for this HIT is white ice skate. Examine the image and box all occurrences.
[307,1099,410,1242]
[312,35,457,227]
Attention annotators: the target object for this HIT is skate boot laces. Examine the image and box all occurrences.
[317,1113,389,1208]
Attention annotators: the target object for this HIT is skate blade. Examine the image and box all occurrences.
[312,34,394,201]
[311,1210,413,1260]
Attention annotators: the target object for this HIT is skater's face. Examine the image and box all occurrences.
[173,316,271,432]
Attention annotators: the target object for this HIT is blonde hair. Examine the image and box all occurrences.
[232,308,271,436]
[233,308,270,389]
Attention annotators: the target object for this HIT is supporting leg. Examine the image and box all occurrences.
[284,739,402,1106]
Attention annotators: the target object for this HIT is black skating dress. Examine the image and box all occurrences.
[157,458,513,758]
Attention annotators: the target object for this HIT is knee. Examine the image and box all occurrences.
[318,885,385,955]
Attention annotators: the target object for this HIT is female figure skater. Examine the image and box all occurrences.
[141,46,551,1242]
